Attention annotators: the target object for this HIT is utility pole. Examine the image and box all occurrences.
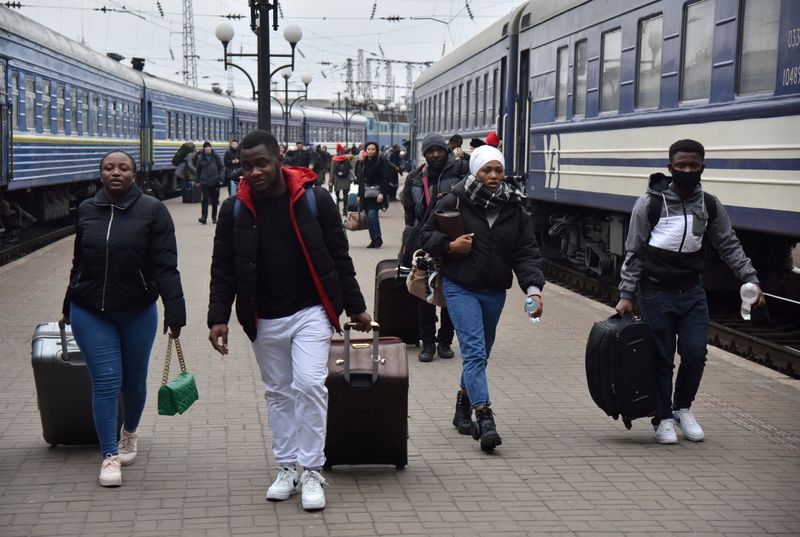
[182,0,198,86]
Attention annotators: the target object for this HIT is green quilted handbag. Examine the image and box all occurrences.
[158,336,199,416]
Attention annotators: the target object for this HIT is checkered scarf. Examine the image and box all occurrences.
[463,175,514,210]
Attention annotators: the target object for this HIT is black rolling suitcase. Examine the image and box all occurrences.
[324,323,408,469]
[182,183,202,203]
[585,314,660,429]
[31,321,122,446]
[374,259,419,345]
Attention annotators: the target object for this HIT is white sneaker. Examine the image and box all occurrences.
[654,418,678,444]
[117,429,138,466]
[300,469,327,511]
[673,408,705,441]
[99,454,122,487]
[266,466,298,501]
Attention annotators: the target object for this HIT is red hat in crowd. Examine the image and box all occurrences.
[336,143,345,153]
[486,131,500,147]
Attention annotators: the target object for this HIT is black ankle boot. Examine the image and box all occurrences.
[452,390,472,435]
[418,342,435,362]
[471,406,502,451]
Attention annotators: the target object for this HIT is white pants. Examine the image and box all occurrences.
[252,305,333,468]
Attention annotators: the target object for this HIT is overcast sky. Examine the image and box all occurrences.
[14,0,522,104]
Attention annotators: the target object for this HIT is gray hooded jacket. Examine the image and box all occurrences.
[618,177,758,300]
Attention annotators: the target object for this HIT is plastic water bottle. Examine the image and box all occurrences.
[739,282,759,321]
[525,297,540,325]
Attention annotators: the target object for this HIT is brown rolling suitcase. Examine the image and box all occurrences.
[374,258,419,345]
[324,323,408,469]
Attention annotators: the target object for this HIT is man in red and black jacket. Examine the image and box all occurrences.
[207,130,371,512]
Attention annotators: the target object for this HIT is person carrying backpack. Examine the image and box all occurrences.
[195,141,225,224]
[207,130,372,511]
[616,139,765,445]
[330,144,353,216]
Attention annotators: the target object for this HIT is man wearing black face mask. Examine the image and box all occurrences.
[615,139,765,445]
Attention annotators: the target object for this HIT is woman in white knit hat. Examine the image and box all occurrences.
[417,145,545,452]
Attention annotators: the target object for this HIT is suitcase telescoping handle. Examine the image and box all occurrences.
[57,319,70,362]
[342,321,381,384]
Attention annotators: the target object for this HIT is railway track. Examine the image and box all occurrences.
[0,224,74,267]
[542,259,800,379]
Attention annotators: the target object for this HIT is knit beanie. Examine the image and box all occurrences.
[485,131,500,147]
[421,132,447,155]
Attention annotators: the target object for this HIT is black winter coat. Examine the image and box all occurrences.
[207,167,367,340]
[63,186,186,327]
[195,151,224,186]
[418,181,545,293]
[355,155,392,198]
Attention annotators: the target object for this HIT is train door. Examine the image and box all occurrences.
[0,59,8,188]
[515,49,530,177]
[139,97,153,184]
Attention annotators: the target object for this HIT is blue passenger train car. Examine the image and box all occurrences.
[0,7,367,222]
[413,0,799,286]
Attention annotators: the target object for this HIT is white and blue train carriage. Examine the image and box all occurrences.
[413,0,800,286]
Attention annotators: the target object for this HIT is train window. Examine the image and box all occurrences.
[81,92,89,136]
[574,40,588,116]
[474,77,479,128]
[56,85,65,133]
[492,69,498,126]
[111,100,117,137]
[25,76,35,131]
[11,72,19,130]
[465,80,471,129]
[98,96,106,136]
[482,73,488,126]
[69,88,77,134]
[556,46,568,119]
[637,15,663,109]
[166,111,172,139]
[601,30,622,112]
[681,0,715,102]
[738,0,779,95]
[42,80,51,132]
[105,97,111,135]
[457,84,463,130]
[443,90,449,131]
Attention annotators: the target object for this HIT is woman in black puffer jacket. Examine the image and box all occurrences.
[62,150,185,487]
[418,144,545,453]
[355,141,392,248]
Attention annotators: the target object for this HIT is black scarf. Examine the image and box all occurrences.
[463,175,514,210]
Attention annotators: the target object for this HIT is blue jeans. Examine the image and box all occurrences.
[637,285,708,419]
[442,277,506,407]
[70,302,158,456]
[364,199,382,241]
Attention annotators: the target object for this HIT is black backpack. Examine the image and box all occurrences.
[171,143,193,166]
[334,159,351,179]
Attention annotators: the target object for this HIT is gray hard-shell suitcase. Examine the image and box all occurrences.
[31,321,122,446]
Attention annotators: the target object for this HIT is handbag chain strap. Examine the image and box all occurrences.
[161,335,187,386]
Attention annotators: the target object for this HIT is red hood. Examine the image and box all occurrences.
[331,154,349,162]
[235,166,317,216]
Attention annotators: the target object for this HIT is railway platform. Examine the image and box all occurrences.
[0,195,798,537]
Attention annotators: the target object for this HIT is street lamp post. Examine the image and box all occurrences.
[275,70,312,144]
[214,2,303,132]
[329,94,365,148]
